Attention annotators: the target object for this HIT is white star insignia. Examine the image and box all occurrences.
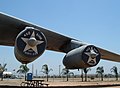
[85,48,98,65]
[21,31,44,54]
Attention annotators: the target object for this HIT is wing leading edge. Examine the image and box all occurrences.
[0,12,120,63]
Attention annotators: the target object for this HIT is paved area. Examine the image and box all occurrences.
[0,78,120,88]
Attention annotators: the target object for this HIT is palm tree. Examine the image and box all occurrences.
[110,66,118,81]
[61,68,74,81]
[84,68,91,81]
[61,68,69,81]
[0,63,7,81]
[41,64,53,81]
[96,66,104,81]
[17,64,29,81]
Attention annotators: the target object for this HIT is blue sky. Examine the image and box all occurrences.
[0,0,120,75]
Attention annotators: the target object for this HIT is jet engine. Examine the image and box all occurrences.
[14,27,47,64]
[63,45,101,69]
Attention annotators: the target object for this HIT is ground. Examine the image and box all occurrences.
[0,78,120,88]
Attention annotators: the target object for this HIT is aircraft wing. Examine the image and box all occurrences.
[0,12,72,52]
[0,12,120,64]
[98,47,120,62]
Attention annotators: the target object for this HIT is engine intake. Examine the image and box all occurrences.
[63,45,101,69]
[14,27,47,64]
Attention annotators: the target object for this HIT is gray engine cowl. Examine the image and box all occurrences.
[14,27,47,64]
[63,45,101,69]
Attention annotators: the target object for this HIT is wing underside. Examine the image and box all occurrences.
[0,12,120,62]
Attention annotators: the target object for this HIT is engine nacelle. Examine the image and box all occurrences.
[14,27,47,64]
[63,45,101,69]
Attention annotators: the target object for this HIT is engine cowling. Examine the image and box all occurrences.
[63,45,101,69]
[14,27,47,64]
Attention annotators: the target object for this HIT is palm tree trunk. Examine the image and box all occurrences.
[1,76,3,81]
[1,72,3,81]
[116,74,118,81]
[47,74,48,82]
[85,73,87,81]
[25,73,27,81]
[101,74,103,81]
[67,74,68,81]
[81,69,83,82]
